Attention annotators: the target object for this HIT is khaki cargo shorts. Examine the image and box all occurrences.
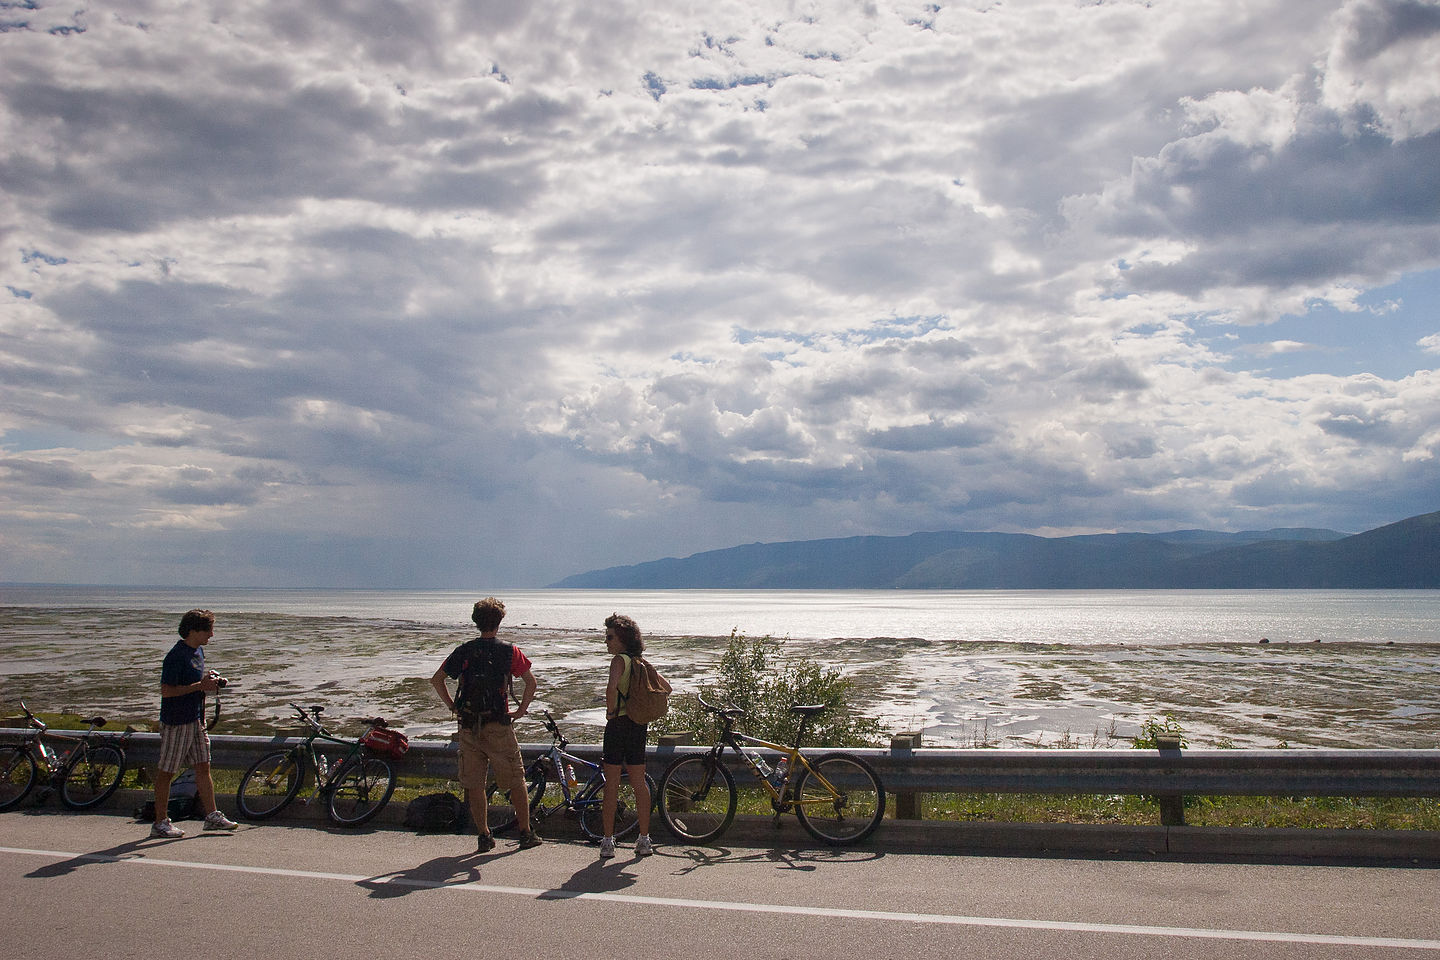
[457,721,526,794]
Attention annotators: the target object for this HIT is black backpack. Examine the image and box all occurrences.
[403,792,469,833]
[453,638,515,727]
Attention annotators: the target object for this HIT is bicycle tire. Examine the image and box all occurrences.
[326,756,395,826]
[793,752,885,845]
[0,746,38,811]
[658,754,736,844]
[236,750,304,819]
[580,771,657,841]
[59,744,125,809]
[485,761,547,833]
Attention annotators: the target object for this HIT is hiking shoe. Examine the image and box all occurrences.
[203,810,239,831]
[635,834,653,857]
[598,836,616,859]
[150,819,185,839]
[517,830,543,850]
[476,832,495,853]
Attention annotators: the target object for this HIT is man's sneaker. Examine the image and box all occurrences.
[635,834,653,857]
[203,810,239,831]
[150,819,185,839]
[598,836,616,859]
[517,830,543,850]
[476,832,495,853]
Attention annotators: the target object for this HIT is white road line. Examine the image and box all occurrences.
[4,845,1439,951]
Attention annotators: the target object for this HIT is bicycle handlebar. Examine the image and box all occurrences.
[696,694,746,722]
[17,700,46,732]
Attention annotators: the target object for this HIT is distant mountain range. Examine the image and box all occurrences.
[551,510,1440,589]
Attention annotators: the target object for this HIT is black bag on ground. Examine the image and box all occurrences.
[404,792,469,833]
[133,769,200,821]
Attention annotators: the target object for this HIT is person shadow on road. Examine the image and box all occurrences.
[24,837,156,879]
[356,855,482,898]
[542,857,640,900]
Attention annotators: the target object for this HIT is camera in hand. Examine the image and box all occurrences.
[215,675,230,688]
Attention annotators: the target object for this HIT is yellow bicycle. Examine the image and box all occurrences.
[657,695,885,845]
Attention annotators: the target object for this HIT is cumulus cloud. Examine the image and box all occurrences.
[1,0,1438,586]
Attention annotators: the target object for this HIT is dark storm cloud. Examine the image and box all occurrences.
[866,419,992,452]
[0,456,97,489]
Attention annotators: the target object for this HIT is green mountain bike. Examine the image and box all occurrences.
[235,703,400,826]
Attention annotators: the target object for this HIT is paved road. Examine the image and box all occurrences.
[3,810,1438,959]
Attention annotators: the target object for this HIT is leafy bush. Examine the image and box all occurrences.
[653,631,887,748]
[1131,713,1188,749]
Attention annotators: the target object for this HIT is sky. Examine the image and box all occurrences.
[2,0,1439,589]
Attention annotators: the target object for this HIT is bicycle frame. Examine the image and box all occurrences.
[530,714,613,819]
[285,705,374,799]
[1,701,129,811]
[236,702,397,827]
[658,695,884,845]
[13,702,121,777]
[710,723,843,813]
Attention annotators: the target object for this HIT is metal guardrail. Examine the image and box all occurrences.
[5,728,1437,826]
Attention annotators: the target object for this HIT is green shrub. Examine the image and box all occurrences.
[654,631,887,748]
[1131,713,1188,749]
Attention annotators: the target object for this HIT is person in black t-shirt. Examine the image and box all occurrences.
[430,597,542,852]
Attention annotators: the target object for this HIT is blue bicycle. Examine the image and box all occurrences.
[487,711,655,841]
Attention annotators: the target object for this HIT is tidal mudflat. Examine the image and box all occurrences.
[2,600,1436,748]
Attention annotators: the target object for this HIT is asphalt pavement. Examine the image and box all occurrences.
[3,806,1439,960]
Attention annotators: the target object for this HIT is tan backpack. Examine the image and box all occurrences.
[621,655,672,724]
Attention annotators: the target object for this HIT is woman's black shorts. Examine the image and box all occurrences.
[602,714,648,766]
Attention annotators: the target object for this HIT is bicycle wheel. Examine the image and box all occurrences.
[580,771,657,841]
[237,750,303,819]
[658,754,736,844]
[59,744,125,809]
[326,756,395,826]
[0,746,38,811]
[794,752,885,845]
[484,761,547,833]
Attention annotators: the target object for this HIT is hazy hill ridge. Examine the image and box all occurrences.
[551,510,1440,589]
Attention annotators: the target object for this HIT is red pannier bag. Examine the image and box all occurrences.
[360,726,410,759]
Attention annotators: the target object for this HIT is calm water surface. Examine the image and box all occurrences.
[2,586,1437,749]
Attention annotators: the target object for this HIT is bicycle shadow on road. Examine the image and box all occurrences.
[656,844,883,876]
[355,855,483,898]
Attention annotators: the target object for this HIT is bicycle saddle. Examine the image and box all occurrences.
[789,704,828,717]
[87,716,108,727]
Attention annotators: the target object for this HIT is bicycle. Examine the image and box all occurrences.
[235,702,400,826]
[0,700,129,811]
[657,695,885,845]
[485,710,656,842]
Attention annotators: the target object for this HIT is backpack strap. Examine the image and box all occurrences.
[615,653,635,711]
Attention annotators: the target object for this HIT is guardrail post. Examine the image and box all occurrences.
[891,731,924,820]
[1154,733,1185,826]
